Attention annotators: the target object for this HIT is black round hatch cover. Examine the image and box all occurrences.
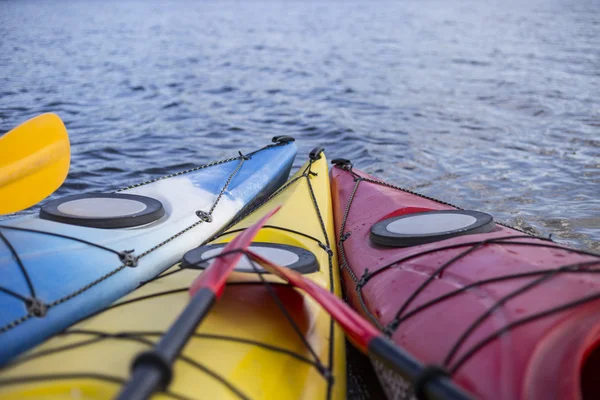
[370,210,495,247]
[182,242,319,274]
[40,193,165,229]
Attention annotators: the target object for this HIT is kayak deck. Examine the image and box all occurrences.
[331,162,600,400]
[0,140,297,364]
[0,151,346,400]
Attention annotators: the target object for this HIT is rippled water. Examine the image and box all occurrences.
[1,0,598,254]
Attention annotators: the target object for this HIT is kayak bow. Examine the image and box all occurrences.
[0,137,296,363]
[331,159,600,400]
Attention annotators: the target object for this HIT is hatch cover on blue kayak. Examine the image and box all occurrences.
[40,193,165,228]
[370,210,495,247]
[183,242,319,274]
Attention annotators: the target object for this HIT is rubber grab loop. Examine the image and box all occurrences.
[331,158,353,169]
[272,135,295,144]
[309,147,324,160]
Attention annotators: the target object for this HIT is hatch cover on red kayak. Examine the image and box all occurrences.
[183,242,319,274]
[370,210,495,247]
[40,193,165,228]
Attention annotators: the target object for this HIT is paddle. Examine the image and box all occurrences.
[116,206,281,400]
[248,250,474,400]
[0,113,70,214]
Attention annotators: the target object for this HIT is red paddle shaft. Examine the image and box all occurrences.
[248,250,473,400]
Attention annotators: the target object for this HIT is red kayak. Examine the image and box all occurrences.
[330,159,600,400]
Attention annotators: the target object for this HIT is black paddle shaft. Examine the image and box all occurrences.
[116,288,216,400]
[368,337,473,400]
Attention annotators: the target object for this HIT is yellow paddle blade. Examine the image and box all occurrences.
[0,113,70,214]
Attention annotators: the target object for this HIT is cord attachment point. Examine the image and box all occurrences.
[318,364,334,384]
[357,268,370,289]
[339,232,352,243]
[25,297,47,317]
[119,250,138,267]
[318,242,333,256]
[272,136,295,144]
[195,211,213,223]
[383,320,399,337]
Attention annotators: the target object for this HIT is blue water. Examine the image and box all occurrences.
[1,0,598,254]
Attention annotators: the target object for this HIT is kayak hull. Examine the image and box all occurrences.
[331,165,600,400]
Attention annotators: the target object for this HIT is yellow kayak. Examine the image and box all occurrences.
[0,150,346,400]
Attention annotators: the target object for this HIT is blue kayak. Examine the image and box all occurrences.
[0,137,296,364]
